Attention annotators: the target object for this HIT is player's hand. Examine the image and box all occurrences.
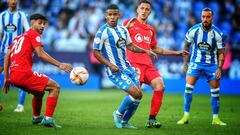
[176,50,189,56]
[182,64,188,74]
[215,68,222,80]
[147,50,158,59]
[109,64,121,73]
[125,18,136,28]
[59,63,72,73]
[3,79,10,94]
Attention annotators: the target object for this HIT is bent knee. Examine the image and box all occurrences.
[132,90,143,100]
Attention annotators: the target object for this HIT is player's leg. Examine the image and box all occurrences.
[110,70,142,128]
[41,78,62,128]
[207,66,226,126]
[177,62,200,124]
[14,89,26,112]
[32,93,44,125]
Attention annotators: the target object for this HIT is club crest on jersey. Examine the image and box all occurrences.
[135,33,143,42]
[36,36,41,42]
[197,41,211,51]
[5,23,16,33]
[117,38,126,48]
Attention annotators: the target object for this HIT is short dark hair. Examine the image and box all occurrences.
[202,8,214,16]
[138,0,151,7]
[106,4,119,11]
[30,13,48,21]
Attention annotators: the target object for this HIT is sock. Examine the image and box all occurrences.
[117,95,134,115]
[18,89,26,105]
[211,88,220,115]
[184,84,194,113]
[149,90,164,117]
[32,96,43,116]
[45,97,58,117]
[122,100,140,123]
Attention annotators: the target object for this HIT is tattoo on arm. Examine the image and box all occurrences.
[183,43,190,65]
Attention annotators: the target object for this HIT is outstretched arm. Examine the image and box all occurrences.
[151,45,188,56]
[34,46,72,72]
[3,49,11,93]
[127,43,157,59]
[93,50,121,72]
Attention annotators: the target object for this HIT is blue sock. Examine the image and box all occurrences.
[122,100,140,123]
[211,88,220,115]
[184,84,194,113]
[18,89,26,105]
[117,95,134,114]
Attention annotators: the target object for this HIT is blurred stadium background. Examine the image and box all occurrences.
[0,0,240,94]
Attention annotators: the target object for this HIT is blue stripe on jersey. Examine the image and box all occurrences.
[1,12,7,52]
[114,27,130,68]
[17,12,22,35]
[106,28,122,68]
[201,31,208,62]
[192,29,199,62]
[8,13,13,46]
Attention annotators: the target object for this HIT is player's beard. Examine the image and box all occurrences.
[202,22,212,31]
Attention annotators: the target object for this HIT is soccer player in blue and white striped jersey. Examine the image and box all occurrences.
[93,4,157,129]
[0,0,30,112]
[177,8,226,126]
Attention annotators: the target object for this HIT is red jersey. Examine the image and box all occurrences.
[9,29,42,73]
[123,19,157,65]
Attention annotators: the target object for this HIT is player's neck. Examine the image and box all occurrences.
[202,26,212,31]
[137,17,147,24]
[9,7,17,12]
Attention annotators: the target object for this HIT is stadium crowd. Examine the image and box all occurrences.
[1,0,239,52]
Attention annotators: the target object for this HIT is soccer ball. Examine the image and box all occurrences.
[70,66,89,85]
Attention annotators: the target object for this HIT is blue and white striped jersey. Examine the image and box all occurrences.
[93,24,132,76]
[185,23,225,65]
[0,9,30,54]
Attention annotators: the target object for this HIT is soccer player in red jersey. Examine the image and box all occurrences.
[3,13,72,128]
[123,0,188,128]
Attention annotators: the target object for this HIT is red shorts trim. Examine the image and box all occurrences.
[131,63,161,84]
[10,71,49,94]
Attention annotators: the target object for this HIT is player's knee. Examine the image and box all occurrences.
[133,90,143,100]
[52,83,61,96]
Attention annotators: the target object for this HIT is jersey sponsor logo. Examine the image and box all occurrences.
[197,41,212,51]
[116,38,126,48]
[5,23,17,33]
[36,36,41,42]
[134,33,151,44]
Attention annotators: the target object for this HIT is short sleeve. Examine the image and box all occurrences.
[93,30,104,50]
[216,31,225,49]
[30,31,42,48]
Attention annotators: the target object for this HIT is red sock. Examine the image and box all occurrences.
[45,97,58,117]
[150,90,164,116]
[32,97,43,116]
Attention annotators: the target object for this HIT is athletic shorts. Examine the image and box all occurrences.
[10,71,50,94]
[108,67,140,91]
[187,62,218,81]
[131,63,160,85]
[0,53,5,67]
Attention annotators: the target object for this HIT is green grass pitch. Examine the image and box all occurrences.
[0,88,239,135]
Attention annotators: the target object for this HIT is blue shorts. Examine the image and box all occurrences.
[186,62,218,81]
[0,53,5,67]
[108,67,140,91]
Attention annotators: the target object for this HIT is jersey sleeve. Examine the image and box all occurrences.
[93,29,104,50]
[185,29,193,43]
[0,14,3,35]
[150,29,157,47]
[215,31,225,49]
[30,31,42,48]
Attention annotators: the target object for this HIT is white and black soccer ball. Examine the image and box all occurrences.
[70,66,89,85]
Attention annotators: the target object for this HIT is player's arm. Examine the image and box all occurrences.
[216,49,225,79]
[34,46,72,72]
[182,42,191,74]
[151,45,188,56]
[3,49,11,93]
[93,50,121,72]
[127,43,157,59]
